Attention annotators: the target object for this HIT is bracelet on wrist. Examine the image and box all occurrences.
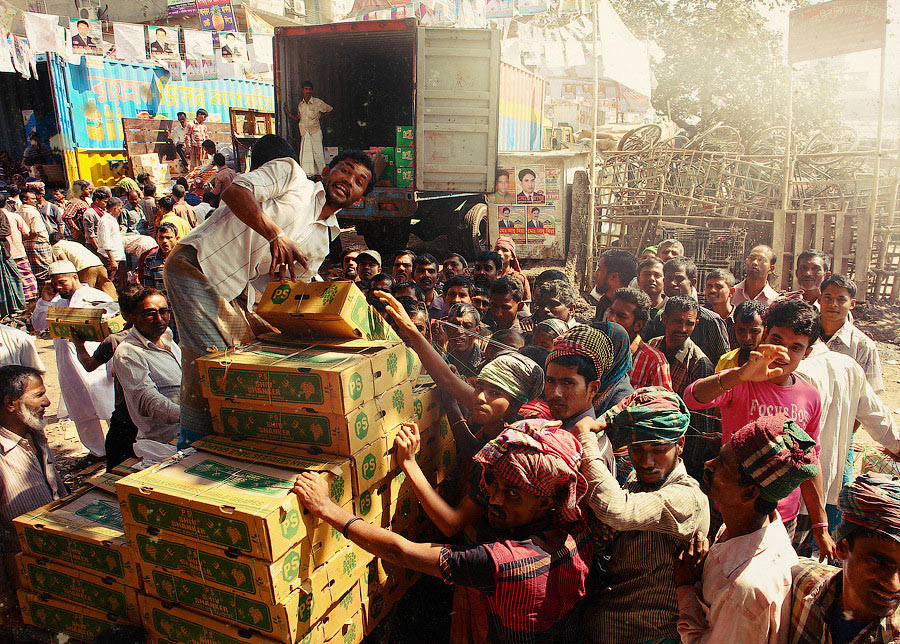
[342,516,362,538]
[811,522,829,530]
[268,231,285,243]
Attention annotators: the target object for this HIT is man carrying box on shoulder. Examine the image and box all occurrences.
[164,135,374,448]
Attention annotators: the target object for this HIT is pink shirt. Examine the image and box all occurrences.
[6,211,28,259]
[684,371,821,521]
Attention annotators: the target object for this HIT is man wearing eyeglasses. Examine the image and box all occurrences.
[112,287,182,466]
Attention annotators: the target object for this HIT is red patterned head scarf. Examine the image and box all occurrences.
[494,236,522,273]
[474,418,586,525]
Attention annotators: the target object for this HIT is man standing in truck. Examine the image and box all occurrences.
[283,81,333,177]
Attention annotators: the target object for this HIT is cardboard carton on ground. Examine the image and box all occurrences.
[16,553,140,623]
[18,589,134,641]
[46,305,125,341]
[140,593,283,644]
[208,381,414,457]
[141,544,369,644]
[396,167,413,188]
[116,436,353,561]
[256,281,401,341]
[197,339,412,415]
[13,486,141,587]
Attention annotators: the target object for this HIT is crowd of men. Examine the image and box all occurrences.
[0,133,898,644]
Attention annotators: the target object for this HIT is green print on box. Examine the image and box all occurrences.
[321,284,339,305]
[345,622,358,644]
[342,550,357,576]
[354,411,369,441]
[134,534,256,594]
[386,352,398,377]
[74,499,124,529]
[185,459,294,496]
[27,603,112,641]
[151,570,274,632]
[298,592,314,622]
[358,490,373,517]
[280,509,302,540]
[219,407,335,447]
[413,399,423,421]
[127,496,252,551]
[270,284,292,304]
[207,367,325,405]
[282,551,302,582]
[152,608,256,644]
[349,372,364,400]
[329,476,345,503]
[361,453,377,481]
[392,389,405,413]
[22,527,125,578]
[24,563,130,617]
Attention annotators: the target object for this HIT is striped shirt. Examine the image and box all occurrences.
[823,318,884,394]
[630,337,673,390]
[581,439,709,644]
[0,425,67,553]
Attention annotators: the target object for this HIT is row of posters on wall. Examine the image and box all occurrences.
[490,164,561,255]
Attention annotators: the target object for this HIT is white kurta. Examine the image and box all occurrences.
[32,285,116,456]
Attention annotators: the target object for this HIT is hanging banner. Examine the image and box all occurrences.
[23,13,61,55]
[197,0,237,32]
[252,0,285,15]
[0,31,13,73]
[184,28,214,59]
[245,7,274,37]
[485,0,514,18]
[596,0,651,98]
[0,0,20,32]
[12,35,30,79]
[517,0,546,16]
[113,23,149,62]
[248,33,273,79]
[168,0,198,17]
[69,18,103,57]
[788,0,886,63]
[149,25,180,62]
[218,30,247,61]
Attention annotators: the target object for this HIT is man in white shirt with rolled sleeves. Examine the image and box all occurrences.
[163,135,373,448]
[283,81,333,176]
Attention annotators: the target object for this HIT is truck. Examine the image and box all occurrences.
[273,19,544,256]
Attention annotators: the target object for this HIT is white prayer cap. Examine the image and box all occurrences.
[47,260,78,276]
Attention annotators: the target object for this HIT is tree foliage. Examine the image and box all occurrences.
[609,0,840,140]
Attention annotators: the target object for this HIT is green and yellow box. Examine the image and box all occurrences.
[197,340,411,416]
[394,146,413,167]
[141,545,369,644]
[141,593,283,644]
[16,553,140,622]
[395,125,413,148]
[395,167,413,188]
[359,561,405,635]
[411,385,441,430]
[208,381,414,456]
[46,305,125,341]
[257,281,400,341]
[116,436,353,562]
[18,589,135,641]
[13,485,141,588]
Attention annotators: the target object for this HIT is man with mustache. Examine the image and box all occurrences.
[164,135,374,447]
[732,245,780,307]
[574,388,710,644]
[413,252,445,320]
[675,414,819,643]
[0,366,67,618]
[714,300,767,372]
[684,299,834,559]
[788,473,900,642]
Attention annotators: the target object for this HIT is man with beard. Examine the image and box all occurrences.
[413,252,445,320]
[788,474,900,642]
[575,388,709,644]
[0,366,67,620]
[732,245,780,306]
[675,414,819,643]
[164,136,374,446]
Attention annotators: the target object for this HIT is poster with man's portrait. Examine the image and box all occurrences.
[149,25,180,62]
[69,18,102,56]
[496,205,526,246]
[515,165,545,204]
[493,166,515,203]
[218,31,246,61]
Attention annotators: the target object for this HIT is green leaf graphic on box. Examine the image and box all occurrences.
[152,570,274,630]
[321,284,339,305]
[298,593,314,622]
[270,284,291,304]
[392,389,405,412]
[440,418,449,439]
[340,589,354,610]
[345,623,358,644]
[282,551,301,582]
[413,399,423,421]
[386,353,398,377]
[29,604,110,641]
[358,490,372,516]
[219,408,333,447]
[342,551,357,576]
[405,348,415,376]
[210,367,324,404]
[329,476,345,502]
[361,453,377,481]
[74,500,123,529]
[27,564,128,617]
[348,372,364,401]
[354,411,369,440]
[127,495,252,551]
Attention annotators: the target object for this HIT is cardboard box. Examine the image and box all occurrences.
[395,146,413,167]
[14,486,141,587]
[197,340,412,415]
[117,436,354,561]
[46,305,125,341]
[256,281,400,341]
[208,381,414,457]
[141,545,369,644]
[411,385,441,431]
[395,125,413,148]
[322,607,363,644]
[141,593,283,644]
[18,589,135,641]
[16,553,140,622]
[396,167,413,188]
[360,565,405,635]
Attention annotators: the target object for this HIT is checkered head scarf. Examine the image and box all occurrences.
[547,324,614,383]
[731,414,819,503]
[474,418,587,525]
[600,386,690,448]
[835,473,900,543]
[477,352,545,404]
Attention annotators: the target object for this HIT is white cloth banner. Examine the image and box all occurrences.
[23,12,61,55]
[0,31,13,73]
[184,28,214,59]
[248,33,272,71]
[113,22,148,61]
[563,37,585,68]
[596,0,651,98]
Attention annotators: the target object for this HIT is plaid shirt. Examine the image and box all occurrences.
[649,336,719,479]
[641,305,730,364]
[789,558,900,644]
[440,525,592,644]
[185,119,209,148]
[62,198,88,238]
[138,248,166,290]
[630,338,673,390]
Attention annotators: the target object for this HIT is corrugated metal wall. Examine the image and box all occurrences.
[498,62,544,152]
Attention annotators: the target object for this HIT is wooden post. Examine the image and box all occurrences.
[585,0,600,288]
[781,68,794,214]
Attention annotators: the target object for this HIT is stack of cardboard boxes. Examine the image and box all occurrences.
[130,153,171,186]
[106,281,452,644]
[394,126,414,188]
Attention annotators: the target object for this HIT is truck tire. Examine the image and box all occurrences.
[357,220,411,256]
[454,203,488,258]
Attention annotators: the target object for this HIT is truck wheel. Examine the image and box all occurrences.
[454,203,488,258]
[357,220,411,256]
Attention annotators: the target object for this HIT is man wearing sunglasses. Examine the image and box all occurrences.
[112,287,182,466]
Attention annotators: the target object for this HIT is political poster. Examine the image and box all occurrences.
[198,0,237,32]
[167,0,197,17]
[544,167,560,202]
[518,0,547,15]
[113,23,148,62]
[68,18,103,57]
[515,165,545,204]
[493,166,516,203]
[218,30,247,61]
[524,204,556,250]
[485,0,514,19]
[496,205,526,246]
